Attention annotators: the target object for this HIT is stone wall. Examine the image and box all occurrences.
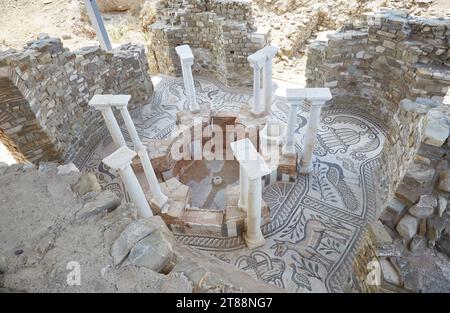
[0,35,153,167]
[306,10,450,126]
[306,10,450,292]
[148,0,269,87]
[0,75,60,163]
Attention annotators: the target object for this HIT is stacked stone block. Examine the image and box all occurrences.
[148,0,269,87]
[306,10,450,126]
[0,35,153,167]
[306,10,450,292]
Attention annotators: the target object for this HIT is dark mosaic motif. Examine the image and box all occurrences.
[80,75,387,292]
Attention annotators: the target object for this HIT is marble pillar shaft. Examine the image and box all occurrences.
[244,175,265,249]
[263,57,273,113]
[300,101,324,173]
[119,165,152,218]
[282,101,301,156]
[181,62,199,113]
[252,65,263,114]
[119,107,168,209]
[100,108,126,148]
[238,163,248,211]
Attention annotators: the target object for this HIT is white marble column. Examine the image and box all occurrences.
[248,51,266,116]
[282,100,301,156]
[251,64,263,115]
[238,163,248,212]
[277,88,306,157]
[176,45,200,113]
[230,139,271,249]
[88,95,126,148]
[103,146,152,218]
[112,95,169,212]
[263,46,279,113]
[300,88,332,174]
[244,172,265,249]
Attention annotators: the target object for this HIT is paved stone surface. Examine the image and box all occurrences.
[81,75,387,293]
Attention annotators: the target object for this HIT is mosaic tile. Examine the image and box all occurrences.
[81,75,387,292]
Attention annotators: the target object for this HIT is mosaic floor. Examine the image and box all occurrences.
[79,75,387,293]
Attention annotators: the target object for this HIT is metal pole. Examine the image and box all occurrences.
[84,0,112,51]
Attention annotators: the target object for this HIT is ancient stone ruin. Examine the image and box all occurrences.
[0,0,449,294]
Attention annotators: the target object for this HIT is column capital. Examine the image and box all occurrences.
[175,44,194,63]
[306,88,332,103]
[261,45,279,59]
[247,50,266,69]
[102,146,136,171]
[88,94,115,110]
[111,95,132,108]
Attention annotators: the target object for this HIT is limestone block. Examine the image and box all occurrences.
[408,195,437,218]
[427,216,445,242]
[128,230,174,273]
[396,214,419,239]
[438,196,447,217]
[438,170,450,192]
[71,172,101,196]
[111,216,166,266]
[159,178,191,219]
[422,114,449,147]
[395,183,421,205]
[369,221,393,246]
[380,258,401,286]
[404,162,435,187]
[182,208,224,236]
[57,163,79,175]
[75,190,121,220]
[409,235,427,252]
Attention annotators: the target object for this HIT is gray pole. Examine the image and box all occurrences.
[84,0,112,51]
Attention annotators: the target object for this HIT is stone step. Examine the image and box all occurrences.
[181,208,224,236]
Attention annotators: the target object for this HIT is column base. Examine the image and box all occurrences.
[190,107,200,114]
[299,161,313,174]
[282,144,296,157]
[238,199,247,212]
[151,194,170,214]
[250,108,267,117]
[243,231,266,249]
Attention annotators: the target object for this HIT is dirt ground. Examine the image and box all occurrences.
[1,1,449,82]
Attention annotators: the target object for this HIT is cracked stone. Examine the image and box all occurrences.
[128,230,173,273]
[111,216,166,266]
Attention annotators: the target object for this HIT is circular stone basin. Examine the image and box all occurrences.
[212,176,223,186]
[177,159,239,211]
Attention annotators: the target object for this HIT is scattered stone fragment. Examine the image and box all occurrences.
[57,163,79,175]
[380,258,401,286]
[72,172,101,196]
[111,216,166,266]
[128,231,173,273]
